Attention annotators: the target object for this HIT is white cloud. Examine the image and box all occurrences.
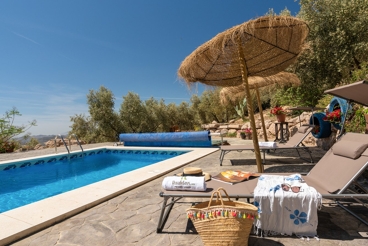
[0,85,89,135]
[11,31,41,45]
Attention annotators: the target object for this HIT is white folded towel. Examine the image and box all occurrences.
[162,176,206,191]
[259,141,276,148]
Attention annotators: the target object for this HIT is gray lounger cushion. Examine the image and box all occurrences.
[332,140,368,159]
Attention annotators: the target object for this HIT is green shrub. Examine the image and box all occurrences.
[226,132,237,138]
[316,95,333,109]
[0,141,17,153]
[345,106,368,133]
[27,138,40,149]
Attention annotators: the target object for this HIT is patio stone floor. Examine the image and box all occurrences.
[4,137,368,245]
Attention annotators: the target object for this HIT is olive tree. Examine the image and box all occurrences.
[70,86,124,143]
[144,98,173,132]
[290,0,368,105]
[119,92,150,133]
[176,101,196,130]
[0,107,37,153]
[70,87,237,142]
[69,114,103,143]
[191,89,237,124]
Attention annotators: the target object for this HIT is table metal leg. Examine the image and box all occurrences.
[274,124,279,141]
[219,150,224,166]
[280,126,285,142]
[157,196,182,233]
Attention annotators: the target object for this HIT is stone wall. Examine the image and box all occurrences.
[202,111,323,147]
[44,138,86,148]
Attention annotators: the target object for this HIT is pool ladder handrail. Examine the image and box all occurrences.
[69,134,84,153]
[58,134,70,154]
[58,134,84,155]
[54,135,59,153]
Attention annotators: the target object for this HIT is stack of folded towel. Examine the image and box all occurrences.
[259,142,276,148]
[162,176,206,191]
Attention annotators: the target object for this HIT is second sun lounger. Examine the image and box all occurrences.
[219,125,314,166]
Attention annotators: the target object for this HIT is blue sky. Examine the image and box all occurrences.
[0,0,300,135]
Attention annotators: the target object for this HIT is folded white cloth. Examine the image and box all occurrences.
[162,176,206,191]
[254,174,322,238]
[259,142,276,148]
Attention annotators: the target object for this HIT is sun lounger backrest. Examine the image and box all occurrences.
[306,132,368,194]
[286,126,313,147]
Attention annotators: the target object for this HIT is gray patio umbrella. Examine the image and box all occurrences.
[324,80,368,107]
[178,16,309,173]
[324,80,368,137]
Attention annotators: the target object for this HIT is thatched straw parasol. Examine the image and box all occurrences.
[219,72,301,142]
[220,72,301,103]
[178,16,308,172]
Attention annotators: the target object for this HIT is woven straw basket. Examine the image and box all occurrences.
[186,188,258,246]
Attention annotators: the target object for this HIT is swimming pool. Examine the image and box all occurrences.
[0,148,187,213]
[0,145,218,245]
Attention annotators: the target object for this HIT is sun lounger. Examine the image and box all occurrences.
[157,132,368,233]
[219,125,314,166]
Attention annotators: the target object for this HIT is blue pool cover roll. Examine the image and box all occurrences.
[119,131,212,147]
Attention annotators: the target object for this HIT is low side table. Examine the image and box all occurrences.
[274,122,290,143]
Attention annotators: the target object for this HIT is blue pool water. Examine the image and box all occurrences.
[0,149,186,213]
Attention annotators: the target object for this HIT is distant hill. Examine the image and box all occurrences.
[15,135,60,145]
[32,135,58,144]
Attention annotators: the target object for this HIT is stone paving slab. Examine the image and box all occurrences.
[4,137,368,245]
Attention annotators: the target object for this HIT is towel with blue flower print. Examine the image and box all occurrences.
[253,174,322,238]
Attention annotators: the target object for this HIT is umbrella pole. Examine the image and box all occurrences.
[255,86,268,142]
[236,38,264,173]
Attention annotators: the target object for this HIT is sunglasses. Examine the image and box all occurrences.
[281,183,302,193]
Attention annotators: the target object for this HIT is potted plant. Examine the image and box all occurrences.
[239,130,246,139]
[313,125,320,135]
[244,127,252,139]
[238,128,252,139]
[270,106,286,122]
[323,109,342,124]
